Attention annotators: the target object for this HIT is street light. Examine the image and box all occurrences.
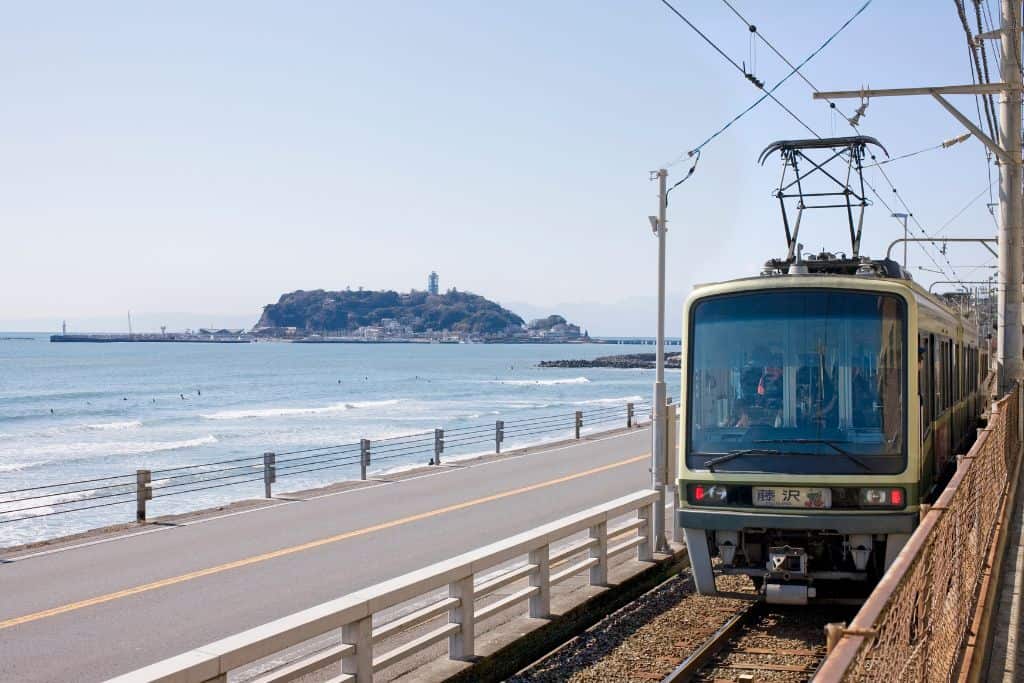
[649,169,669,553]
[891,213,909,270]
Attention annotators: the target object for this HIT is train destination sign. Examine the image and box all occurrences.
[752,486,832,509]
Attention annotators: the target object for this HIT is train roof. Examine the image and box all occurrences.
[689,255,981,332]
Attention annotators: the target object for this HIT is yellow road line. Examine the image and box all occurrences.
[0,453,648,631]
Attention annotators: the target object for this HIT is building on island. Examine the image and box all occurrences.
[428,271,439,295]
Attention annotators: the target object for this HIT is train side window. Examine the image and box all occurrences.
[920,335,933,428]
[954,343,961,403]
[933,337,943,415]
[948,341,953,406]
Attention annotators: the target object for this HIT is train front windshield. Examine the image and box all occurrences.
[687,290,906,475]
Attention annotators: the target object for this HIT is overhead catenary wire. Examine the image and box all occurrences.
[658,0,873,165]
[933,180,999,236]
[703,0,978,286]
[956,0,1000,144]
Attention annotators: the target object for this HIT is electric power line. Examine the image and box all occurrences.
[707,0,960,281]
[657,0,871,166]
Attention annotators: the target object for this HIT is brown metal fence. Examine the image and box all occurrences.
[816,383,1022,682]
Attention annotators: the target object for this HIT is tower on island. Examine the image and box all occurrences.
[428,271,439,295]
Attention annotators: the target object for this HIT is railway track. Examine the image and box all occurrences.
[663,601,858,683]
[512,568,857,683]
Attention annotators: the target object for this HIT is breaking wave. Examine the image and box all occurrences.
[492,377,591,386]
[201,399,400,421]
[86,420,143,431]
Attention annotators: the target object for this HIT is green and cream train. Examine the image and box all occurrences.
[677,253,987,604]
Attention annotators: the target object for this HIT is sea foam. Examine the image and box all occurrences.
[201,399,400,421]
[492,377,591,386]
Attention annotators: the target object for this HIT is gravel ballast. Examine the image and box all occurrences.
[511,572,754,682]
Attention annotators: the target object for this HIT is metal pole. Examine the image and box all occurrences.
[360,438,370,480]
[136,469,152,522]
[651,168,669,553]
[263,451,276,498]
[627,402,634,428]
[890,213,908,269]
[495,420,504,453]
[434,428,444,465]
[998,0,1023,392]
[574,410,582,439]
[904,218,907,269]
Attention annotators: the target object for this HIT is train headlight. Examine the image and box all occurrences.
[859,487,906,508]
[690,484,730,505]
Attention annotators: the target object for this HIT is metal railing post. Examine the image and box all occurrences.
[263,451,276,498]
[638,503,654,561]
[360,439,370,480]
[136,469,152,522]
[529,545,551,618]
[448,575,475,660]
[342,616,372,683]
[575,410,582,439]
[434,428,444,466]
[495,420,504,453]
[589,521,608,586]
[627,402,634,428]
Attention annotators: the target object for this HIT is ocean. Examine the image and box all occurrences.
[0,336,678,546]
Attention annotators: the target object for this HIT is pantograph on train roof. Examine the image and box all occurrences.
[758,135,889,262]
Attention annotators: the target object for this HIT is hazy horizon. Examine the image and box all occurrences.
[1,2,995,336]
[0,289,687,337]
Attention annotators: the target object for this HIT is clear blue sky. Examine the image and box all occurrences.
[0,1,1001,334]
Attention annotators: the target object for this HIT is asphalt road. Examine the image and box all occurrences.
[0,427,651,682]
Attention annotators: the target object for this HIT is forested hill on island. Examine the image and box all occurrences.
[254,289,587,342]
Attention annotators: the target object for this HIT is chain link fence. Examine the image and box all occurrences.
[818,382,1021,682]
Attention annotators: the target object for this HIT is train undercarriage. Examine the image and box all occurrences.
[682,524,912,604]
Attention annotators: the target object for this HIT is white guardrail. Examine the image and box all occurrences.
[109,489,661,683]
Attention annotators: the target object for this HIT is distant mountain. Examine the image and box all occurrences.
[255,288,526,336]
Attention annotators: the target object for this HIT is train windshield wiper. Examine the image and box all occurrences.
[704,448,782,472]
[754,438,874,472]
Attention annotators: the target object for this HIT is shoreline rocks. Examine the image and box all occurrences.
[538,353,681,369]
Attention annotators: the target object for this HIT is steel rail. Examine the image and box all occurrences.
[661,600,761,683]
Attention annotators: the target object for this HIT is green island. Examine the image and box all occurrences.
[254,288,588,343]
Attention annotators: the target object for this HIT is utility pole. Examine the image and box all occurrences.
[997,0,1023,391]
[814,0,1022,392]
[649,169,670,553]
